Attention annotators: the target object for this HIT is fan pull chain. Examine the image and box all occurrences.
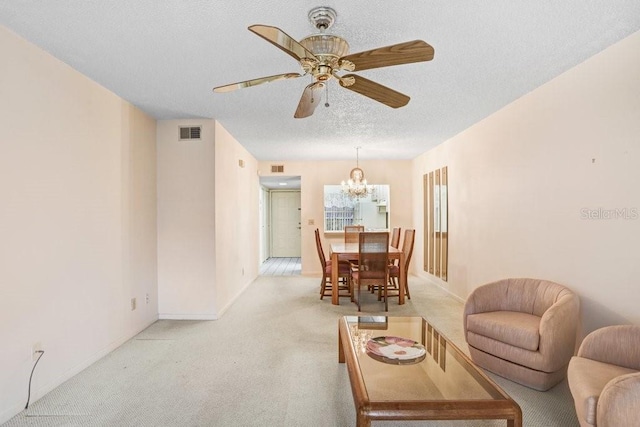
[325,83,330,108]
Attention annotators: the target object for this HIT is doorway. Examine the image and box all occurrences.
[259,176,302,275]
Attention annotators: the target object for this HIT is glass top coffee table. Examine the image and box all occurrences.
[338,316,522,427]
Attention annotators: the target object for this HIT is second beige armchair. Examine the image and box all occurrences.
[568,325,640,427]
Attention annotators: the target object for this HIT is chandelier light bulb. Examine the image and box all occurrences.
[341,147,372,199]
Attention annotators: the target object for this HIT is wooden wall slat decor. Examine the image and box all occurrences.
[424,166,448,282]
[441,167,448,281]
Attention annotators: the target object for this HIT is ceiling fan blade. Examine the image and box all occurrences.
[248,25,317,62]
[213,73,302,93]
[339,74,410,108]
[341,40,434,72]
[294,82,324,118]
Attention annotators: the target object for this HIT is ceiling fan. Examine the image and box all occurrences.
[213,6,435,118]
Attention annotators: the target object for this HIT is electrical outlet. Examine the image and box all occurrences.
[32,342,43,361]
[131,298,136,311]
[145,293,149,304]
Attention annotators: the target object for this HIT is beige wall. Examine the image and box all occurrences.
[214,122,260,314]
[157,119,217,319]
[412,30,640,337]
[156,120,260,318]
[0,26,157,422]
[257,160,413,275]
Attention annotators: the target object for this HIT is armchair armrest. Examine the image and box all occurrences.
[597,372,640,427]
[537,293,580,370]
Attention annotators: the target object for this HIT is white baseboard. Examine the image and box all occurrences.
[215,276,254,318]
[158,313,218,320]
[413,271,466,303]
[157,276,256,321]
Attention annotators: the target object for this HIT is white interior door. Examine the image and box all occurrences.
[271,191,301,257]
[259,186,270,263]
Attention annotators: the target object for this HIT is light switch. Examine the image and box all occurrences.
[308,219,315,225]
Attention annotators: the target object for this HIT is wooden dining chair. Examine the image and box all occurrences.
[386,229,415,301]
[315,228,351,300]
[344,225,364,243]
[351,232,390,311]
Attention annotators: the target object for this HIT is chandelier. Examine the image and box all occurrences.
[341,147,372,199]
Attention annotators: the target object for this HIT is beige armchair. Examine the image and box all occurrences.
[568,325,640,427]
[463,278,580,391]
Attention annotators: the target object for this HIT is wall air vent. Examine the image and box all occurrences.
[179,126,202,140]
[271,165,285,173]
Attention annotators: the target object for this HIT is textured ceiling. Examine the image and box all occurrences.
[1,1,639,161]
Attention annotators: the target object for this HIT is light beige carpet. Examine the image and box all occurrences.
[5,275,579,426]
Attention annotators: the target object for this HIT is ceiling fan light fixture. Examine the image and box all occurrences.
[213,6,435,118]
[300,34,349,58]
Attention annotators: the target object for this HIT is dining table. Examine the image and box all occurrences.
[329,243,406,306]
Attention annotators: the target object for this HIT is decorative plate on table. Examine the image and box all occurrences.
[366,336,427,365]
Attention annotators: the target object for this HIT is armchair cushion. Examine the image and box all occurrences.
[466,311,540,351]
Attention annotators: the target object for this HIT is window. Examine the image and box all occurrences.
[324,185,390,232]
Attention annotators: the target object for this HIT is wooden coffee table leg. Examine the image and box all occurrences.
[356,410,370,427]
[331,251,339,305]
[510,402,522,426]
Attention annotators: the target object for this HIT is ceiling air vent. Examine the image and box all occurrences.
[179,126,201,141]
[271,165,284,173]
